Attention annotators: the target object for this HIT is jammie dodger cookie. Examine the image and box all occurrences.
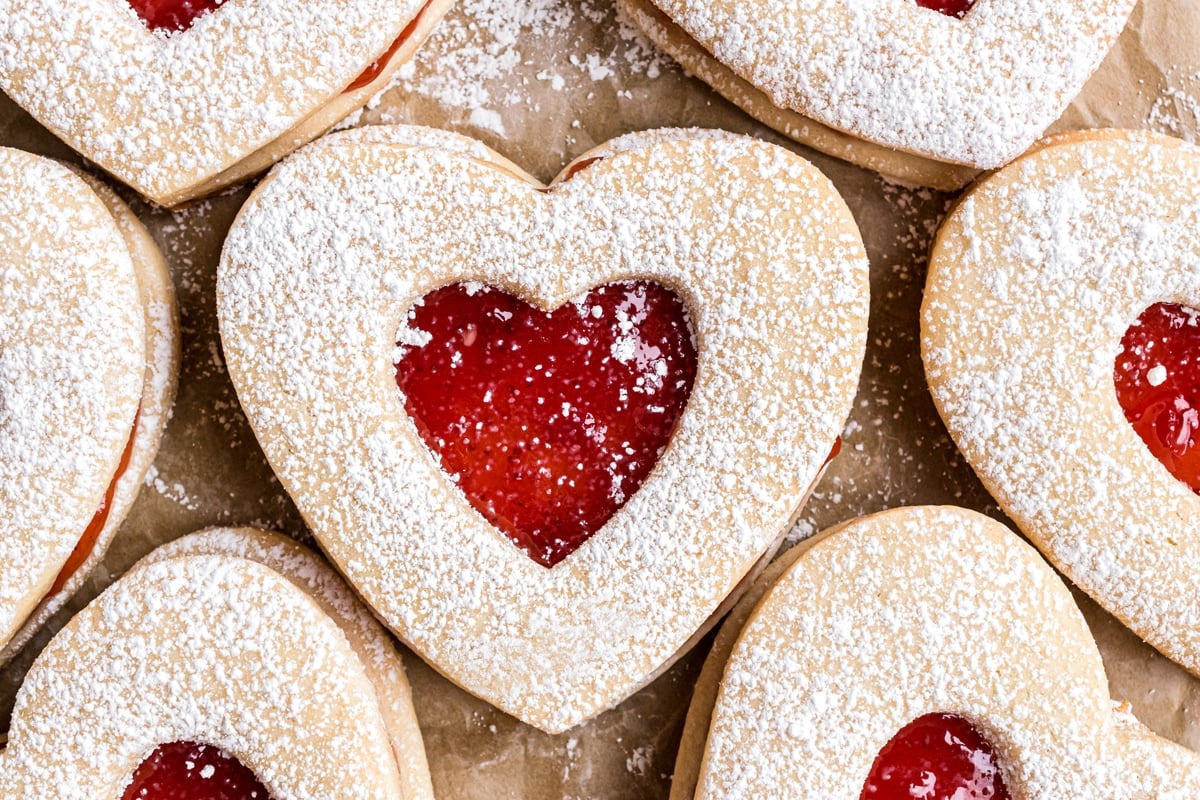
[923,130,1200,678]
[674,506,1200,799]
[217,124,870,732]
[0,527,434,800]
[622,0,1137,189]
[0,148,178,665]
[0,0,451,206]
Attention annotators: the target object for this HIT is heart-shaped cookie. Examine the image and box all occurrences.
[673,506,1200,799]
[0,0,451,206]
[217,124,870,732]
[922,130,1200,678]
[0,148,178,665]
[0,527,434,799]
[622,0,1136,189]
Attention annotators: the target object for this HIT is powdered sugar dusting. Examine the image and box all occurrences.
[696,506,1200,798]
[0,149,144,650]
[0,0,429,201]
[923,132,1200,676]
[217,125,869,732]
[0,554,405,798]
[644,0,1136,168]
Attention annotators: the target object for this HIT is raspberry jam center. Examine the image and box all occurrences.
[915,0,975,18]
[123,742,269,800]
[127,0,223,32]
[861,714,1009,800]
[1115,302,1200,494]
[395,281,697,568]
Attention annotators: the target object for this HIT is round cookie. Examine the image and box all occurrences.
[677,506,1200,799]
[0,527,433,799]
[622,0,1136,186]
[0,0,452,206]
[0,148,178,664]
[217,124,870,732]
[922,130,1200,677]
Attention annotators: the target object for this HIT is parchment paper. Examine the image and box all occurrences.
[2,0,1199,797]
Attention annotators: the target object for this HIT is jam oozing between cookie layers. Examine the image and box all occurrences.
[123,742,269,800]
[915,0,976,18]
[126,0,428,96]
[861,713,1010,800]
[1115,302,1200,494]
[395,281,697,568]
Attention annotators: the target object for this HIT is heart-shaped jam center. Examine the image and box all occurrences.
[395,281,697,568]
[122,741,269,800]
[126,0,223,32]
[1115,302,1200,494]
[861,714,1010,800]
[915,0,975,18]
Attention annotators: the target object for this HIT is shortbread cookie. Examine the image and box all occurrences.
[217,124,869,732]
[0,527,434,800]
[0,0,452,206]
[0,149,178,664]
[675,506,1200,799]
[622,0,1136,188]
[922,130,1200,677]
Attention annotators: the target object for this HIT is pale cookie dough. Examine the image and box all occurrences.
[0,528,431,799]
[624,0,1135,185]
[0,0,453,207]
[217,124,869,733]
[0,148,178,664]
[677,506,1200,799]
[923,130,1200,679]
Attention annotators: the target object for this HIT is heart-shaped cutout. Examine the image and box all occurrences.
[923,130,1200,678]
[122,742,268,799]
[673,506,1200,798]
[1115,302,1200,494]
[218,125,869,732]
[0,527,434,799]
[0,0,450,206]
[0,150,178,666]
[396,280,697,568]
[862,714,1009,800]
[915,0,975,18]
[622,0,1135,188]
[127,0,223,31]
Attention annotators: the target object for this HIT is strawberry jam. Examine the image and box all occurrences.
[127,0,224,32]
[395,281,697,568]
[123,742,269,800]
[916,0,975,18]
[861,714,1009,800]
[1115,302,1200,494]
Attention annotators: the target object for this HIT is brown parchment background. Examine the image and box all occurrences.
[3,1,1200,797]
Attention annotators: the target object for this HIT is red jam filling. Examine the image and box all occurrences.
[123,742,269,800]
[861,714,1010,800]
[126,0,224,32]
[916,0,975,18]
[1115,302,1200,494]
[395,281,697,568]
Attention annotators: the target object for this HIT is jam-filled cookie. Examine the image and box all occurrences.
[674,506,1200,799]
[217,124,870,732]
[923,130,1200,677]
[0,0,451,206]
[622,0,1136,189]
[0,148,178,665]
[0,527,434,799]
